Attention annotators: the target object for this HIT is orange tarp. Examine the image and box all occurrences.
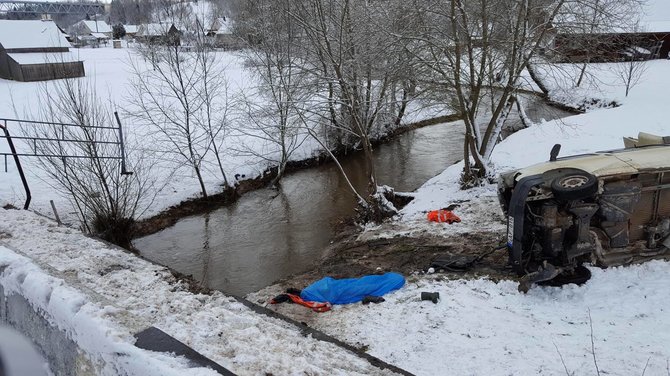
[427,210,461,224]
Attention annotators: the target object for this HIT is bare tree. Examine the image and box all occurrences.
[128,16,233,197]
[129,41,211,197]
[614,50,648,97]
[291,0,418,217]
[553,0,644,87]
[24,78,155,249]
[233,0,418,218]
[523,0,644,99]
[109,0,155,25]
[192,22,233,187]
[405,0,566,186]
[237,0,310,187]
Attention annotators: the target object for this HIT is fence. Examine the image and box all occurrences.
[0,114,131,210]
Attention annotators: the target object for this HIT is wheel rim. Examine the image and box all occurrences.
[559,175,588,189]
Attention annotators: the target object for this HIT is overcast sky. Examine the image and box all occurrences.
[644,0,670,21]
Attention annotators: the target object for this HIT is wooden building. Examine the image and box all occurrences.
[552,21,670,63]
[136,23,181,45]
[0,20,85,82]
[206,17,243,50]
[123,25,140,39]
[69,19,113,45]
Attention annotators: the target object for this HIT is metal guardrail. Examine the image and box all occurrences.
[0,114,131,210]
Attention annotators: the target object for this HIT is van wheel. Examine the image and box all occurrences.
[550,169,598,200]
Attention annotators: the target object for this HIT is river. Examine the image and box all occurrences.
[134,99,573,295]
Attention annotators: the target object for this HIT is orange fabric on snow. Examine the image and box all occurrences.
[271,293,332,313]
[427,210,461,224]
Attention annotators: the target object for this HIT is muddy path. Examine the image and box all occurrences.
[250,228,515,301]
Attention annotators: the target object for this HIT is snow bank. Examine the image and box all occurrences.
[0,208,399,375]
[0,245,218,376]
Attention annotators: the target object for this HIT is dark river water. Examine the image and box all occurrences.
[134,100,572,295]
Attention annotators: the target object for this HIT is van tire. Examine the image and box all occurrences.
[551,169,598,200]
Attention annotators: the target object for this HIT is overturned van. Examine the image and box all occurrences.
[498,133,670,292]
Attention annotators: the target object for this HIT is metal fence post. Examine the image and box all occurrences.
[1,120,31,210]
[114,111,133,175]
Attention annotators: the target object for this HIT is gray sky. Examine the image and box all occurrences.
[644,0,670,21]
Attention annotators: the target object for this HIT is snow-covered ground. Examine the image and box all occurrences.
[2,19,670,376]
[268,60,670,375]
[0,47,305,220]
[0,208,399,375]
[285,265,670,375]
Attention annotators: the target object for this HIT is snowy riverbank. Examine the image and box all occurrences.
[367,59,670,239]
[257,59,670,375]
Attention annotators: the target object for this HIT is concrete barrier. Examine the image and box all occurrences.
[0,287,95,376]
[0,245,232,376]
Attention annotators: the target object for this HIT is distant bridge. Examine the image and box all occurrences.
[0,1,105,15]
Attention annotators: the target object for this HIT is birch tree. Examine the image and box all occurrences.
[407,0,566,186]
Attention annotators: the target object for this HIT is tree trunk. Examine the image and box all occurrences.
[194,164,208,198]
[527,62,550,96]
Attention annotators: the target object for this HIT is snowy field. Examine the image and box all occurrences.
[0,47,326,220]
[0,46,438,222]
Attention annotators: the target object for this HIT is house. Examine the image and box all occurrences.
[123,25,140,39]
[0,20,85,82]
[69,19,113,44]
[552,20,670,63]
[206,17,242,50]
[70,20,113,35]
[136,23,181,45]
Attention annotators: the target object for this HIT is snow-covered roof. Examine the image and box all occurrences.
[91,32,110,39]
[8,52,80,65]
[0,20,70,50]
[124,25,139,34]
[137,23,175,37]
[213,17,231,35]
[79,20,112,34]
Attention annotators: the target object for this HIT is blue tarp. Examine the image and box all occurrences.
[300,272,405,304]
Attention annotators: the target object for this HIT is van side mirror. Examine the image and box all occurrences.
[550,144,561,162]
